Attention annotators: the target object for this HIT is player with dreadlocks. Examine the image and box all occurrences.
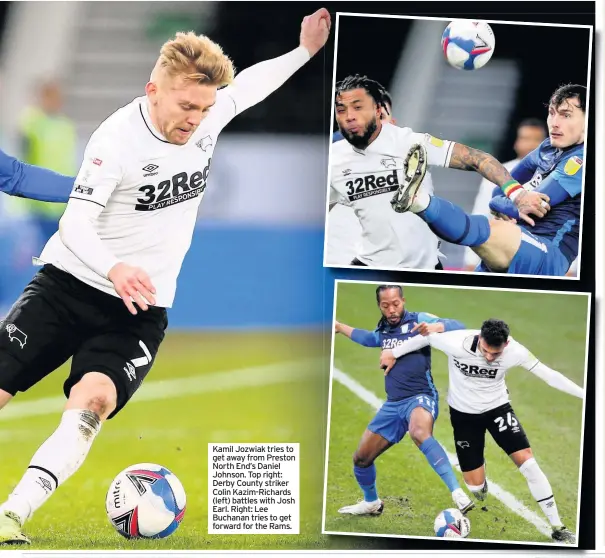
[327,81,397,266]
[333,284,473,516]
[332,86,395,143]
[327,74,546,270]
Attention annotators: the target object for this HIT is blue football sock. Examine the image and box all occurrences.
[419,437,460,493]
[418,196,490,247]
[354,464,378,502]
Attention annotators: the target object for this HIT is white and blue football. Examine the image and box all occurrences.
[442,20,495,70]
[434,508,471,538]
[106,463,186,539]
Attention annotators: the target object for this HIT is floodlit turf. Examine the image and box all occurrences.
[0,331,388,550]
[325,283,587,544]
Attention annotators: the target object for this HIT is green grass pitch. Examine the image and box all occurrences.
[0,331,389,550]
[324,283,588,544]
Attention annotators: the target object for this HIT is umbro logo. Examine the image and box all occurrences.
[143,164,159,177]
[143,164,158,172]
[36,477,53,494]
[124,362,136,382]
[196,136,213,151]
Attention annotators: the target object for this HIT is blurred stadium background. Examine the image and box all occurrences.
[327,15,591,271]
[0,1,330,325]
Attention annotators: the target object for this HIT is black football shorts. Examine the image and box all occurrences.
[0,264,167,418]
[450,402,531,472]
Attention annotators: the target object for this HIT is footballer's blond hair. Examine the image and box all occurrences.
[152,31,234,86]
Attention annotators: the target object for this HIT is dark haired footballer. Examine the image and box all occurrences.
[392,84,586,277]
[380,318,583,543]
[328,74,545,270]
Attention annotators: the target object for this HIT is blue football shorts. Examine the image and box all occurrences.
[368,394,438,444]
[475,228,570,276]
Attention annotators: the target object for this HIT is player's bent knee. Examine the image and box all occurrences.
[511,447,534,467]
[67,372,118,420]
[87,393,116,418]
[353,451,374,468]
[408,424,431,445]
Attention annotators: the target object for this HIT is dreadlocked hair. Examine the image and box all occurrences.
[335,74,391,111]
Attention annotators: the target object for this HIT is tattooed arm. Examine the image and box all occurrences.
[448,143,550,226]
[448,143,514,186]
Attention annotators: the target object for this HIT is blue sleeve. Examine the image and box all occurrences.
[539,152,583,199]
[490,152,581,214]
[535,179,570,206]
[0,149,74,202]
[417,312,465,332]
[511,148,540,184]
[350,328,381,347]
[332,131,344,143]
[489,194,520,220]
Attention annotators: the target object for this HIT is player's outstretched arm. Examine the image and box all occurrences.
[488,167,575,225]
[522,359,584,399]
[335,320,380,347]
[224,8,330,116]
[380,334,432,375]
[384,326,461,370]
[0,148,73,202]
[412,312,465,336]
[448,142,516,186]
[447,142,550,225]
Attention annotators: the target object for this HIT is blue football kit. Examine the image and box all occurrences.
[0,149,73,203]
[482,139,583,275]
[350,310,465,444]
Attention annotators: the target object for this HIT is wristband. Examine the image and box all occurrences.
[501,180,523,201]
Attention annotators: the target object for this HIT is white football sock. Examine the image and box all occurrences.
[0,409,101,524]
[410,191,431,213]
[518,457,562,527]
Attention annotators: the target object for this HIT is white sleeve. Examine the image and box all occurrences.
[422,331,458,353]
[330,184,349,207]
[59,131,125,278]
[59,199,121,278]
[221,46,310,117]
[391,335,430,358]
[69,131,123,208]
[523,360,585,400]
[411,133,455,168]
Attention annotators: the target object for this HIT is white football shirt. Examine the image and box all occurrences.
[392,329,539,414]
[38,46,310,308]
[328,123,453,269]
[39,95,234,308]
